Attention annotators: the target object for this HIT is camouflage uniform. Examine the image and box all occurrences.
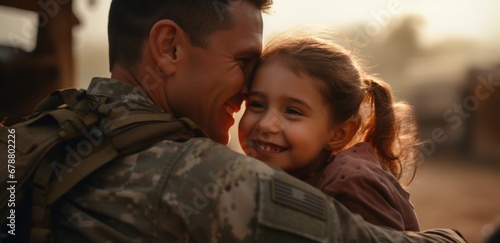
[52,77,467,242]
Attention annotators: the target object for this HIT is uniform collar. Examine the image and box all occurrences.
[86,77,162,112]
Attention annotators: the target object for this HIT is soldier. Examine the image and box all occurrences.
[49,0,466,242]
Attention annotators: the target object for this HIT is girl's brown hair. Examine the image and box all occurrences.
[260,32,419,184]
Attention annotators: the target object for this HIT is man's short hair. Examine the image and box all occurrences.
[108,0,272,71]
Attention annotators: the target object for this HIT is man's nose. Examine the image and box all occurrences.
[256,110,281,134]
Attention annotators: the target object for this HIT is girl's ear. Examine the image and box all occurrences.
[149,19,185,76]
[326,118,359,151]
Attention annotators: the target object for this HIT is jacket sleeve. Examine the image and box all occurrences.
[321,168,407,230]
[162,138,467,242]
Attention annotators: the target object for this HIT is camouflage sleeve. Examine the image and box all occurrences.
[160,138,467,243]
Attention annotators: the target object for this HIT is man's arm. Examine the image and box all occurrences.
[161,138,466,242]
[324,195,465,242]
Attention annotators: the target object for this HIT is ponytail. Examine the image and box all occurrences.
[361,78,419,184]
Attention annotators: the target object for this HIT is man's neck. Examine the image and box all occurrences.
[110,64,172,113]
[110,65,142,87]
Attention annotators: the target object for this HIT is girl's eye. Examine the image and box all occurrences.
[248,102,263,107]
[247,101,265,110]
[285,107,302,116]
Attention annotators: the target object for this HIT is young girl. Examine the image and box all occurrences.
[238,33,421,231]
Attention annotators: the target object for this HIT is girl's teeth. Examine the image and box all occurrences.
[257,143,280,152]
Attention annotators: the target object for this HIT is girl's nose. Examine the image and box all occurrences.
[255,110,282,134]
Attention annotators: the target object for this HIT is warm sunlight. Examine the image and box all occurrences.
[1,1,499,242]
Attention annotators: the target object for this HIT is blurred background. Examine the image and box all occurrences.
[1,0,499,242]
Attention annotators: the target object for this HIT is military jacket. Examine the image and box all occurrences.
[52,78,466,242]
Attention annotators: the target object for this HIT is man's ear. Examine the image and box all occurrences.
[149,20,184,76]
[326,118,359,151]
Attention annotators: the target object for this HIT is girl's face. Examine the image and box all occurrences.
[238,60,336,174]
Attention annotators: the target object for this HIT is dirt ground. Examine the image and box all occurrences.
[407,158,500,243]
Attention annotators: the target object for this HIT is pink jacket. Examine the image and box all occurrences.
[303,142,420,231]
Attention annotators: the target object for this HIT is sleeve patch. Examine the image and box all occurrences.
[272,178,326,221]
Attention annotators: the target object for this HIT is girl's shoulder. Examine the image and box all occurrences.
[332,142,386,173]
[320,142,399,188]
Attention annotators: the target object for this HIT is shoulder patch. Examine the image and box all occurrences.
[272,178,326,220]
